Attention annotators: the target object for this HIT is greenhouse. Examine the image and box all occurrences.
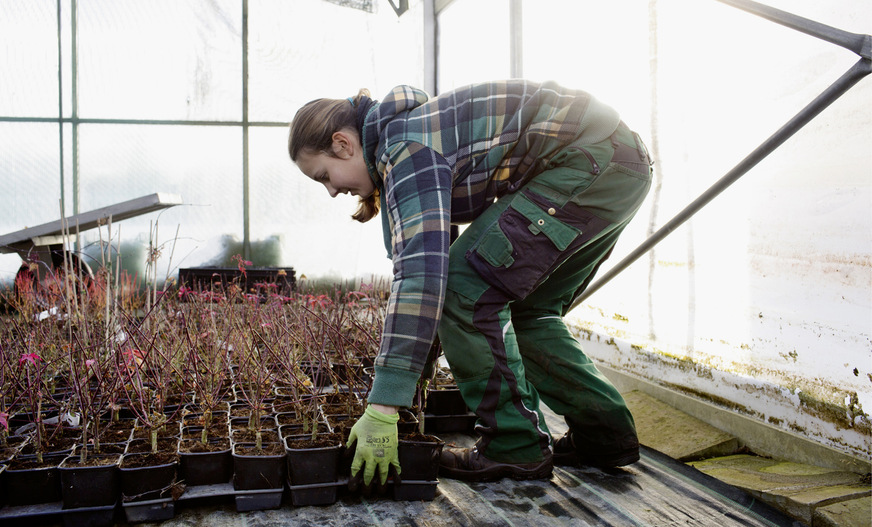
[0,0,869,525]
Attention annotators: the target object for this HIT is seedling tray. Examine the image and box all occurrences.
[122,497,175,523]
[234,487,284,512]
[287,478,347,507]
[174,480,285,512]
[392,479,439,501]
[0,501,117,527]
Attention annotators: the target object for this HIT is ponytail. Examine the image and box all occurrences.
[351,189,379,223]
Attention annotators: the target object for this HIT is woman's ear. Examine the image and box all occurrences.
[331,131,355,159]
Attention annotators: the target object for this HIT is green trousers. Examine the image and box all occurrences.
[438,123,652,463]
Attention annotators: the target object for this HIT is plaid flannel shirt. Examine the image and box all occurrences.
[361,80,622,407]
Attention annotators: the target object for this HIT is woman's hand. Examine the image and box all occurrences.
[347,404,401,486]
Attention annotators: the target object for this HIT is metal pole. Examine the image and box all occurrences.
[242,0,251,261]
[423,0,437,95]
[509,0,523,78]
[56,0,64,217]
[570,56,871,310]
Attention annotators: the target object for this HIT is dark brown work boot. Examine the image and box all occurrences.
[439,444,553,482]
[553,432,640,468]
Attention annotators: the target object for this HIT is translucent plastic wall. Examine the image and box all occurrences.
[476,0,868,459]
[0,0,424,287]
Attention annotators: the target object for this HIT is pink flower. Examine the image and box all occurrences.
[305,294,332,309]
[0,412,8,431]
[122,349,145,368]
[85,359,96,368]
[19,353,40,366]
[232,254,252,276]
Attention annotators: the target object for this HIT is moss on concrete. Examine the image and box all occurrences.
[814,496,872,527]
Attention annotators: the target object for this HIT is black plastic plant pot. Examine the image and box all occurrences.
[2,453,67,505]
[397,409,420,435]
[178,439,233,486]
[120,452,179,503]
[423,412,478,434]
[320,390,364,405]
[16,429,78,460]
[397,434,444,481]
[330,362,373,388]
[0,435,29,464]
[275,409,329,435]
[324,414,354,437]
[76,442,127,458]
[232,443,286,490]
[425,386,468,415]
[97,418,136,444]
[300,360,333,388]
[285,439,342,486]
[229,415,278,432]
[278,423,306,443]
[58,453,122,509]
[181,424,230,443]
[181,409,230,429]
[231,428,281,446]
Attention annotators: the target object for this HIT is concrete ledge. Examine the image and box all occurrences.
[598,363,872,475]
[814,496,872,527]
[688,455,871,525]
[623,390,740,461]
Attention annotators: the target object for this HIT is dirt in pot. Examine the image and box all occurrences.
[179,438,231,453]
[6,457,62,470]
[121,452,178,468]
[18,434,77,455]
[183,413,229,427]
[99,428,133,443]
[232,429,280,444]
[62,455,121,467]
[181,423,229,440]
[286,432,344,450]
[127,438,178,454]
[132,424,180,440]
[234,443,284,456]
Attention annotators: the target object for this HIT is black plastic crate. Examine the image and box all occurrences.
[178,267,296,298]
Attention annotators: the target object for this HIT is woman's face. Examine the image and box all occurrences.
[295,130,375,199]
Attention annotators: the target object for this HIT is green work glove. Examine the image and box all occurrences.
[347,405,400,486]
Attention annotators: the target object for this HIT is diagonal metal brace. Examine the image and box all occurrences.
[717,0,870,59]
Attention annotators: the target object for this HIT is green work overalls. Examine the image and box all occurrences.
[437,122,653,464]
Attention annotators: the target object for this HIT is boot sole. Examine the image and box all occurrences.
[440,459,554,483]
[554,449,640,469]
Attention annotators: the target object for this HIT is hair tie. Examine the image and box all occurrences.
[347,96,356,107]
